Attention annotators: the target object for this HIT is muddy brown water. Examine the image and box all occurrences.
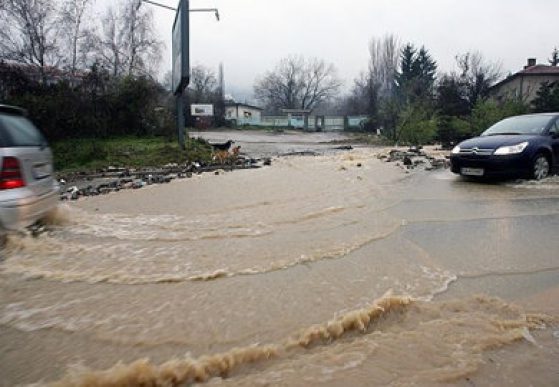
[1,132,558,386]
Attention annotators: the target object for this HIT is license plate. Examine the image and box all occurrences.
[461,167,484,176]
[33,163,52,179]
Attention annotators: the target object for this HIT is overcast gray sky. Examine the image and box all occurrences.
[103,0,559,98]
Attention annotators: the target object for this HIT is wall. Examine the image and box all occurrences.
[225,105,262,125]
[259,115,368,131]
[492,75,559,104]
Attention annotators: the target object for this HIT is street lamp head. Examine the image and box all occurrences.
[215,10,220,21]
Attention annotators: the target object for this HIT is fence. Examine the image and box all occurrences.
[258,115,368,131]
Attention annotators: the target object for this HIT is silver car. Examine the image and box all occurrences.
[0,105,59,233]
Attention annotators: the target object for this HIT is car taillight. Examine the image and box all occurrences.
[0,156,26,190]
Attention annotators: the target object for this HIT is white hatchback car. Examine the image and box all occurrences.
[0,105,59,233]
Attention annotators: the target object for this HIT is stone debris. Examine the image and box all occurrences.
[377,146,450,172]
[57,154,274,201]
[280,151,318,157]
[57,145,448,202]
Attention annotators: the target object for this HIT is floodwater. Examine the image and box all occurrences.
[1,131,558,386]
[190,130,353,158]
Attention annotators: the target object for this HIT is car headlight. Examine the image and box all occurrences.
[493,141,529,155]
[451,145,461,154]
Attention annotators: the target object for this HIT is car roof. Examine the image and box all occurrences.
[512,112,559,118]
[0,105,27,116]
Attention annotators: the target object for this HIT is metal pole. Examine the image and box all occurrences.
[139,0,219,150]
[139,0,220,20]
[140,0,176,11]
[177,92,186,149]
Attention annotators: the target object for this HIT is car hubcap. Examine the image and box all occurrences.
[534,156,549,180]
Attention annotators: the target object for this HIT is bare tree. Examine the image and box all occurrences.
[456,51,502,107]
[59,0,93,74]
[254,55,341,113]
[189,65,218,103]
[368,34,400,98]
[299,58,342,110]
[161,70,173,91]
[121,0,162,76]
[0,0,62,81]
[344,34,400,117]
[341,71,379,115]
[255,56,303,112]
[95,5,125,77]
[94,0,162,78]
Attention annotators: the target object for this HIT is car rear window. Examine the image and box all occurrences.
[0,114,47,147]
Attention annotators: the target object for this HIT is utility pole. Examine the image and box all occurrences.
[216,62,225,127]
[137,0,220,149]
[173,0,189,149]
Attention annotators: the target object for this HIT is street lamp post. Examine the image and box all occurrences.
[138,0,220,149]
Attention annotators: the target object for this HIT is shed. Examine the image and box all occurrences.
[225,102,263,126]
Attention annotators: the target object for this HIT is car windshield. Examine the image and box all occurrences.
[481,115,552,136]
[0,113,47,147]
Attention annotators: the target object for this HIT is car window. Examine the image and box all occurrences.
[0,114,47,147]
[550,120,559,135]
[481,115,552,136]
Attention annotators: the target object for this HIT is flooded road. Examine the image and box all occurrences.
[1,131,558,386]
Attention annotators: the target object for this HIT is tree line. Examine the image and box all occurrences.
[0,0,162,80]
[1,2,558,145]
[254,36,559,145]
[0,0,177,141]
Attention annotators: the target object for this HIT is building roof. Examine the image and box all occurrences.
[490,64,559,91]
[519,65,559,75]
[224,102,263,111]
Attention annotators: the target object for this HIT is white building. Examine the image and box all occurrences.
[225,102,263,126]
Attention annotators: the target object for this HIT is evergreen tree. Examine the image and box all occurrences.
[549,48,559,66]
[436,74,469,117]
[532,81,559,112]
[396,44,417,86]
[395,43,437,103]
[414,46,437,97]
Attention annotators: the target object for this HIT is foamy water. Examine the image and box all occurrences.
[47,295,555,387]
[1,154,407,284]
[1,144,558,386]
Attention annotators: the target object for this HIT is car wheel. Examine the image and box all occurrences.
[532,153,550,180]
[0,232,6,252]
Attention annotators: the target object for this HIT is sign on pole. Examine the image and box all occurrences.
[172,0,189,95]
[191,104,214,117]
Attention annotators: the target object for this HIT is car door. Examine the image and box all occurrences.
[550,118,559,167]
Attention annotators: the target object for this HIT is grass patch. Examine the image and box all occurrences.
[51,136,213,172]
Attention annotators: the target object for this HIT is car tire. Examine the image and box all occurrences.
[531,153,550,180]
[0,232,6,252]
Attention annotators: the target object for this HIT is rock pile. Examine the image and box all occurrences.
[377,146,450,171]
[58,156,271,201]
